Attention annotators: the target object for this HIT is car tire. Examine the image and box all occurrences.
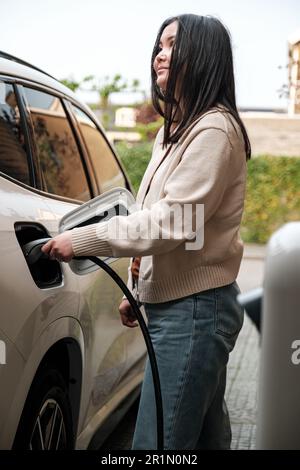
[13,367,74,450]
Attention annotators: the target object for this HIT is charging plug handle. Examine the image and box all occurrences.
[23,237,52,265]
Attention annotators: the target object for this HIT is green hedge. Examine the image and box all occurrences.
[241,155,300,243]
[116,141,152,194]
[116,141,300,244]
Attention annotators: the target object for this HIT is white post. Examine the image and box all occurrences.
[257,222,300,449]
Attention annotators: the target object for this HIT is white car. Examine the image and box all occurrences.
[0,51,146,450]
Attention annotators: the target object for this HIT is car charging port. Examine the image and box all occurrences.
[14,222,62,289]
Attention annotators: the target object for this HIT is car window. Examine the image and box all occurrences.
[24,87,90,202]
[71,105,126,193]
[0,81,30,185]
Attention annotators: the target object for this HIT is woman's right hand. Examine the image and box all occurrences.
[118,299,139,328]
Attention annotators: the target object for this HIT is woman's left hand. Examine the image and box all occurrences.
[41,231,74,263]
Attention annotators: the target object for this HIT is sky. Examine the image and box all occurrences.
[1,0,299,109]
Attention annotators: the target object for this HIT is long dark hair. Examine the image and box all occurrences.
[151,14,251,160]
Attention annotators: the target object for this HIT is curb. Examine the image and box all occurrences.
[243,243,267,260]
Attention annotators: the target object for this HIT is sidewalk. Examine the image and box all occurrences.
[225,243,266,449]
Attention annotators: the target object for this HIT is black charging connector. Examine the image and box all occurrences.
[22,237,52,265]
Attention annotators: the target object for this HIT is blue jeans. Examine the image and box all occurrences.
[131,281,244,450]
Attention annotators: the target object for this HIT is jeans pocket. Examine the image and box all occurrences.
[193,287,217,334]
[215,282,244,338]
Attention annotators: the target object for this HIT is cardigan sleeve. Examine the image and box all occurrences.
[71,127,232,258]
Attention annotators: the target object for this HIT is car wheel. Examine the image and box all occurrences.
[13,368,74,450]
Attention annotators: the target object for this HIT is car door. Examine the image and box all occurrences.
[21,84,145,429]
[0,79,76,349]
[66,103,147,416]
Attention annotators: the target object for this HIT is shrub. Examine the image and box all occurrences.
[241,155,300,243]
[135,118,163,141]
[116,141,152,194]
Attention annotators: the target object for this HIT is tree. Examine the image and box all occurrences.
[60,74,141,127]
[136,101,160,124]
[60,75,94,93]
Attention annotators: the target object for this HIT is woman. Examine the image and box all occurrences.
[42,14,251,450]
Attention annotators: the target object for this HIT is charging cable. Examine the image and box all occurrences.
[23,238,164,450]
